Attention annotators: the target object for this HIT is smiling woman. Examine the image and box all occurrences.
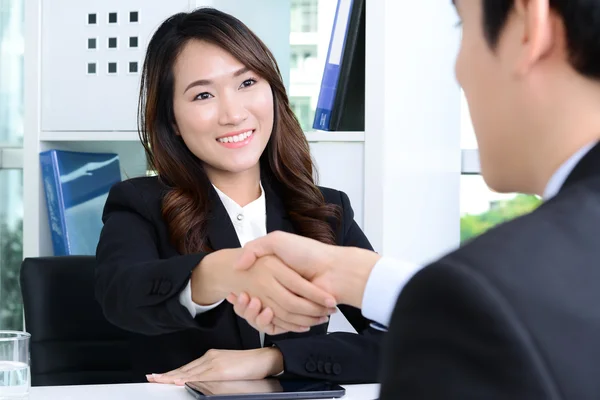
[171,40,274,183]
[95,6,383,387]
[137,9,340,254]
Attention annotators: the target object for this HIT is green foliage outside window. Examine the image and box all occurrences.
[460,194,542,243]
[0,219,23,330]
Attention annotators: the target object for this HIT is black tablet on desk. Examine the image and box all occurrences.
[185,379,346,400]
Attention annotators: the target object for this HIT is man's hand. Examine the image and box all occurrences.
[192,248,336,332]
[235,231,381,308]
[231,255,335,331]
[146,348,284,385]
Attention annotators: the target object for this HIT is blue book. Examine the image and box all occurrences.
[39,150,121,256]
[313,0,365,132]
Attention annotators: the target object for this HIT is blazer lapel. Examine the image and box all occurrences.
[560,141,600,194]
[263,178,296,234]
[206,187,241,250]
[206,187,261,350]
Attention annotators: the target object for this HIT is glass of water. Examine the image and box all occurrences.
[0,331,30,400]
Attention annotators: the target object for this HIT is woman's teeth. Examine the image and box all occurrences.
[217,130,253,143]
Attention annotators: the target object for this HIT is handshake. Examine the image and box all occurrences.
[191,231,381,335]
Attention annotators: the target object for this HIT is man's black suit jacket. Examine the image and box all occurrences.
[381,142,600,399]
[95,175,382,383]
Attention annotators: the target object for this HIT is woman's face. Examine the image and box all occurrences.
[172,39,274,179]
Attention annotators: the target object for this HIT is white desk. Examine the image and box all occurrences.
[30,383,380,400]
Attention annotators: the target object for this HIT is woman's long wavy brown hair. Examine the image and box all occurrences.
[138,7,341,254]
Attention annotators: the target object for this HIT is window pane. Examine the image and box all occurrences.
[289,0,337,131]
[291,0,318,33]
[290,96,312,131]
[0,169,24,330]
[460,90,478,149]
[460,175,541,242]
[0,0,25,145]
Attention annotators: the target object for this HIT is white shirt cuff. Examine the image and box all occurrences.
[178,279,224,318]
[361,257,422,327]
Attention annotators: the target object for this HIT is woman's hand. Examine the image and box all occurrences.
[146,348,284,385]
[226,292,281,335]
[190,248,246,306]
[226,292,331,335]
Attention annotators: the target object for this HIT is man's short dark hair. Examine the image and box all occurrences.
[482,0,600,79]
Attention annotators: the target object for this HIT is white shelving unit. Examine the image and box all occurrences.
[24,0,462,265]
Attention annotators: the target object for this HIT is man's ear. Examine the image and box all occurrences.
[514,0,553,76]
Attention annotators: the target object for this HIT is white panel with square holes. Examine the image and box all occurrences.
[41,0,196,133]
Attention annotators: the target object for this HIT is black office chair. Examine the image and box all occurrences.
[20,255,136,386]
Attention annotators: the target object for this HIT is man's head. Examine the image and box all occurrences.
[455,0,600,195]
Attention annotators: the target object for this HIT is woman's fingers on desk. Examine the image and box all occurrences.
[146,348,284,385]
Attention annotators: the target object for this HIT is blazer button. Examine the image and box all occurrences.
[324,362,332,374]
[333,363,342,375]
[305,360,316,373]
[158,280,172,295]
[317,360,324,373]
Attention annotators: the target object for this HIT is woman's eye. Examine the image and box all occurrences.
[240,79,257,88]
[195,92,213,101]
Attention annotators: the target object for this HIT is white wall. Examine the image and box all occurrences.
[364,0,462,264]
